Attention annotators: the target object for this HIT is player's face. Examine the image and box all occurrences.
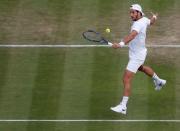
[130,9,139,21]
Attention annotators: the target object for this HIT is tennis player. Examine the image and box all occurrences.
[110,4,166,114]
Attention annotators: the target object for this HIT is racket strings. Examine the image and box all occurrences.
[83,32,102,42]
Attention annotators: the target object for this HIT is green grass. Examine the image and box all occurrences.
[0,48,179,131]
[0,0,180,131]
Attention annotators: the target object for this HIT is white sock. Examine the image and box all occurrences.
[120,96,129,107]
[152,73,160,81]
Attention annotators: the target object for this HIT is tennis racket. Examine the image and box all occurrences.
[82,30,112,46]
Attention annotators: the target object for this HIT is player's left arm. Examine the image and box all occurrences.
[112,30,138,48]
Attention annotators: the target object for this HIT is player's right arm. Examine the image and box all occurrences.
[112,30,138,49]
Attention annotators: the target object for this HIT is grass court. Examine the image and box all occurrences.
[0,0,180,130]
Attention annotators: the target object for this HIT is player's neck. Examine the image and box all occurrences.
[136,16,143,21]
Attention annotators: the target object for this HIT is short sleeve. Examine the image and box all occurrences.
[131,17,150,33]
[131,21,142,33]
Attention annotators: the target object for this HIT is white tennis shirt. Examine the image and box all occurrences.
[129,17,150,60]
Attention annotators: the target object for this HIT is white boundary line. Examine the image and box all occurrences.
[0,44,119,48]
[0,44,180,48]
[0,119,180,122]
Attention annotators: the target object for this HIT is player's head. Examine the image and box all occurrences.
[130,4,144,21]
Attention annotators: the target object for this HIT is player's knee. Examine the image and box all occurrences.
[138,65,144,72]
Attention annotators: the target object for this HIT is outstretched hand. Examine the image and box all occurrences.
[150,12,158,25]
[112,43,121,49]
[151,12,158,19]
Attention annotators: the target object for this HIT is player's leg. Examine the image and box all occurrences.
[111,59,139,114]
[138,65,166,90]
[138,65,154,77]
[110,70,134,114]
[122,69,135,96]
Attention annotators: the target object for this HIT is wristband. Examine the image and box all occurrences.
[119,41,125,47]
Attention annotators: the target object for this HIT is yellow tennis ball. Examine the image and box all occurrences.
[105,28,111,33]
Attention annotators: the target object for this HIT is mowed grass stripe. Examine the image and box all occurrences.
[26,48,66,131]
[146,48,176,120]
[0,0,21,43]
[0,48,40,131]
[57,48,94,118]
[89,48,127,119]
[174,49,180,120]
[0,49,40,118]
[56,1,100,130]
[0,49,10,101]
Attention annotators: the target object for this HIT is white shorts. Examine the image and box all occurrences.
[126,59,145,73]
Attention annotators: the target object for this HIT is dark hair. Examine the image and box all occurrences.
[136,10,142,16]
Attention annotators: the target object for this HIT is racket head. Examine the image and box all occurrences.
[82,30,108,44]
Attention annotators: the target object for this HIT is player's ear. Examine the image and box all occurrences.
[137,11,142,16]
[140,12,142,16]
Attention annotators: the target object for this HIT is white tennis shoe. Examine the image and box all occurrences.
[110,104,127,114]
[154,79,166,91]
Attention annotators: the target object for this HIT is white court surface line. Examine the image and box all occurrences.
[0,119,180,122]
[0,44,180,48]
